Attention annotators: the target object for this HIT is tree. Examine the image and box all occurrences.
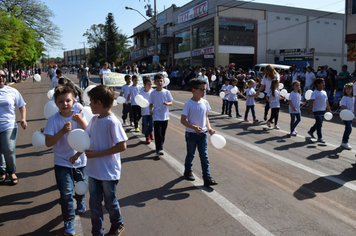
[116,34,131,66]
[105,13,120,63]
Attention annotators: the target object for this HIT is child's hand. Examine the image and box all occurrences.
[40,127,45,133]
[72,109,82,123]
[208,129,215,135]
[301,102,307,105]
[62,122,71,133]
[293,108,297,111]
[85,150,97,158]
[150,110,154,115]
[193,125,202,133]
[163,101,168,106]
[69,154,79,164]
[308,110,311,116]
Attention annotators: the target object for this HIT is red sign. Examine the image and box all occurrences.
[178,1,208,24]
[192,46,214,57]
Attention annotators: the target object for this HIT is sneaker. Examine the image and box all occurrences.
[244,118,249,122]
[228,115,232,118]
[150,132,154,140]
[123,120,127,126]
[307,131,316,139]
[294,129,298,134]
[146,137,151,144]
[253,119,259,123]
[236,114,242,118]
[135,127,140,132]
[105,223,125,236]
[274,125,280,130]
[204,177,218,187]
[64,221,75,236]
[130,122,134,127]
[267,121,271,128]
[263,115,267,121]
[183,171,195,181]
[341,142,352,150]
[76,201,86,215]
[317,139,326,143]
[290,131,297,136]
[156,150,164,156]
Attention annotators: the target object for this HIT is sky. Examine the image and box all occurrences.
[42,0,345,58]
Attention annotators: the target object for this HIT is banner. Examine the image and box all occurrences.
[103,72,158,87]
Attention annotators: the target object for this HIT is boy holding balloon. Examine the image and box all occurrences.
[126,75,142,132]
[72,85,127,236]
[181,78,218,187]
[43,85,88,236]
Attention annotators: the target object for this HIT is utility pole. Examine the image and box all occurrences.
[80,42,86,63]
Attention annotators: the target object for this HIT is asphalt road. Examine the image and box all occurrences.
[1,73,356,236]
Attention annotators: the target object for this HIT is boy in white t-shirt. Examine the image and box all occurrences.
[126,74,142,132]
[220,79,230,115]
[227,78,245,118]
[120,75,132,126]
[51,69,62,89]
[72,85,127,236]
[44,86,87,236]
[181,78,218,187]
[244,79,258,123]
[140,76,154,144]
[149,74,173,156]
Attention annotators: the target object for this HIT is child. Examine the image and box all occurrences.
[126,74,142,132]
[149,74,173,156]
[72,85,127,236]
[43,86,87,236]
[340,82,354,149]
[289,81,305,136]
[266,79,283,129]
[140,76,154,144]
[220,79,230,115]
[120,75,133,126]
[51,69,62,89]
[307,78,331,143]
[181,78,218,187]
[244,79,259,123]
[227,78,245,118]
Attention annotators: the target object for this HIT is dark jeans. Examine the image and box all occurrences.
[228,101,240,116]
[342,120,353,143]
[245,105,256,119]
[131,105,141,129]
[264,94,270,118]
[221,100,228,114]
[122,103,133,123]
[290,113,301,132]
[309,110,326,139]
[268,108,280,125]
[142,115,153,138]
[154,120,168,152]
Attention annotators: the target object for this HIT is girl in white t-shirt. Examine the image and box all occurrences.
[340,83,355,149]
[266,79,283,129]
[289,81,306,136]
[244,79,259,123]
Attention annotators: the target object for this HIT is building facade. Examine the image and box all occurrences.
[129,0,353,71]
[346,0,356,65]
[63,48,90,67]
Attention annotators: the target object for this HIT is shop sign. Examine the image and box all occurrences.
[204,55,214,58]
[192,46,214,57]
[130,49,144,60]
[178,1,208,24]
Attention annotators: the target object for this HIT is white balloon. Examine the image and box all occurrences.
[164,77,170,87]
[258,92,265,99]
[211,75,216,81]
[340,109,354,121]
[82,106,94,123]
[285,93,290,100]
[113,99,118,106]
[210,134,227,149]
[47,89,55,99]
[32,131,46,148]
[231,86,238,94]
[68,129,90,152]
[34,74,41,82]
[219,91,226,99]
[305,90,313,100]
[116,96,126,104]
[83,85,96,105]
[280,89,288,97]
[75,181,88,195]
[135,95,149,108]
[324,112,333,121]
[44,100,58,119]
[278,83,284,90]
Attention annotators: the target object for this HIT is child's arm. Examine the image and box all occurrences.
[72,110,88,130]
[206,113,215,136]
[266,95,271,103]
[326,100,331,112]
[181,114,202,133]
[85,141,126,159]
[340,105,347,110]
[308,99,314,115]
[163,101,173,106]
[237,92,246,99]
[126,94,130,104]
[69,152,83,164]
[149,103,154,115]
[45,122,71,147]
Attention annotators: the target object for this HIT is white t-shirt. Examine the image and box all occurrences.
[0,86,26,132]
[198,75,210,91]
[99,68,111,77]
[51,76,59,89]
[43,112,87,168]
[120,84,131,101]
[340,96,355,113]
[149,89,173,121]
[289,91,302,114]
[261,74,280,93]
[310,90,327,112]
[158,71,168,77]
[85,114,128,181]
[83,67,90,77]
[181,98,210,133]
[128,85,142,105]
[51,69,57,79]
[245,88,256,106]
[221,84,229,100]
[139,87,152,116]
[305,72,316,87]
[227,85,239,102]
[292,71,299,82]
[267,90,280,109]
[353,83,356,96]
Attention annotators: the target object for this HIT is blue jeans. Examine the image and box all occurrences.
[228,101,240,116]
[290,113,301,133]
[82,76,89,89]
[0,128,17,175]
[89,177,123,235]
[342,120,353,143]
[309,111,325,139]
[184,132,210,180]
[142,115,153,138]
[245,105,256,119]
[54,165,86,222]
[222,100,228,114]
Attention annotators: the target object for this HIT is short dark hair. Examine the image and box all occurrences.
[124,74,131,80]
[54,85,75,101]
[132,74,138,80]
[314,78,324,86]
[56,69,62,75]
[88,85,114,109]
[143,76,152,85]
[190,78,206,89]
[154,73,164,81]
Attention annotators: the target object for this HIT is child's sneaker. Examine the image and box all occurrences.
[253,118,259,123]
[236,114,242,118]
[341,142,352,150]
[317,138,326,143]
[146,137,151,144]
[290,131,297,136]
[274,125,280,130]
[267,121,271,128]
[294,129,298,134]
[156,150,164,156]
[64,221,75,236]
[135,127,140,132]
[105,223,125,236]
[150,132,154,140]
[244,118,249,122]
[307,131,316,139]
[76,200,86,215]
[122,120,127,126]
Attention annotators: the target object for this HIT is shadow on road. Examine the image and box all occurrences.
[16,148,53,159]
[18,214,62,236]
[306,147,344,160]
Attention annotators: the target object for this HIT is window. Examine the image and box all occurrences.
[276,16,280,20]
[174,30,190,53]
[219,20,255,46]
[164,24,168,35]
[285,17,290,20]
[192,21,214,49]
